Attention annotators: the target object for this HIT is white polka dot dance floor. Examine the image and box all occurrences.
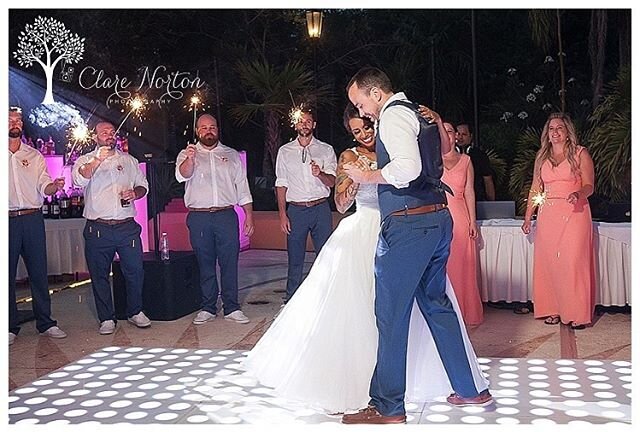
[8,347,631,425]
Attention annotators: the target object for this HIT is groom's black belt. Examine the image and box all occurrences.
[390,203,447,217]
[289,198,327,207]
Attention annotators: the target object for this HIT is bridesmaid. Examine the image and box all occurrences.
[521,113,595,329]
[439,120,483,326]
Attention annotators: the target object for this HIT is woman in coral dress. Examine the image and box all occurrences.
[521,113,595,329]
[440,122,483,326]
[242,106,489,414]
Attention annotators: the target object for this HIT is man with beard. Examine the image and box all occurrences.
[176,114,254,325]
[342,68,492,424]
[455,123,495,201]
[72,120,151,335]
[275,109,337,303]
[9,106,67,345]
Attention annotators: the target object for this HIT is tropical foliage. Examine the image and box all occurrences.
[508,128,541,214]
[587,66,631,202]
[8,10,631,214]
[230,60,329,177]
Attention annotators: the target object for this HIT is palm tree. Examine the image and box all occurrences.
[530,9,628,113]
[230,59,330,177]
[587,66,631,202]
[528,10,566,112]
[588,10,608,110]
[508,128,541,214]
[485,148,507,198]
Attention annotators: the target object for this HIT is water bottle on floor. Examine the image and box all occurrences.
[160,232,170,261]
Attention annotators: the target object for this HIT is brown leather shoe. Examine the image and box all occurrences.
[342,406,406,424]
[447,389,493,407]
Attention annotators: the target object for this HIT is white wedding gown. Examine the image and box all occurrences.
[243,151,489,413]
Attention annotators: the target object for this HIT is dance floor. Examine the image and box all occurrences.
[8,346,631,425]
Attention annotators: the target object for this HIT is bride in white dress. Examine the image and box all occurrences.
[242,106,488,414]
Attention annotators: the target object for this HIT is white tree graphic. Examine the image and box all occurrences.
[13,16,85,105]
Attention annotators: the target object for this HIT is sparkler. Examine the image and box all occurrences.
[114,95,147,136]
[287,90,307,128]
[531,190,547,208]
[60,122,92,177]
[188,93,202,142]
[289,103,307,128]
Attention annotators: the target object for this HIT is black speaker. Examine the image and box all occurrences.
[113,251,201,321]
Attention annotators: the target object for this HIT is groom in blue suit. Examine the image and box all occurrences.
[342,67,492,424]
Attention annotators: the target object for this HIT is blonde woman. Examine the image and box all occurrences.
[521,113,595,329]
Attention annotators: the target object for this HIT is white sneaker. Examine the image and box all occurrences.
[99,320,116,335]
[41,326,67,339]
[224,310,250,324]
[192,310,216,325]
[9,332,16,345]
[128,311,151,328]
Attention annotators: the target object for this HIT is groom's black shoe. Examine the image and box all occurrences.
[447,389,493,407]
[342,406,406,424]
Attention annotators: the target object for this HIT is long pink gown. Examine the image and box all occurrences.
[532,146,595,325]
[442,154,483,326]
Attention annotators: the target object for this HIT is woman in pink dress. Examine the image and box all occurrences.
[521,113,595,329]
[440,121,483,326]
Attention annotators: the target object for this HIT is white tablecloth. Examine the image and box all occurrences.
[16,218,88,280]
[16,217,631,307]
[477,219,631,306]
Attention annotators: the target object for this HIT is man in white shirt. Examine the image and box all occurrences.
[275,109,337,303]
[342,68,491,424]
[72,120,151,335]
[9,107,67,345]
[176,114,254,325]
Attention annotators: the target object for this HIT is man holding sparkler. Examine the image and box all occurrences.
[275,107,337,304]
[176,114,254,325]
[9,106,67,345]
[72,121,151,335]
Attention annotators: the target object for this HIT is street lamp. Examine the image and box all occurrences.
[306,10,323,39]
[306,10,323,131]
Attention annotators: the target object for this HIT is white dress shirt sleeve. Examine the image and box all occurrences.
[378,105,422,188]
[323,146,338,176]
[175,149,191,183]
[130,156,149,193]
[274,147,288,188]
[72,154,92,188]
[233,153,253,206]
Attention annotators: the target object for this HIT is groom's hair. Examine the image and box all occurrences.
[347,67,393,94]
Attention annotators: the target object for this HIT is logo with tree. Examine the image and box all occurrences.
[13,16,85,105]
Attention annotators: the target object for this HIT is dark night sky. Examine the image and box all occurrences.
[7,8,631,209]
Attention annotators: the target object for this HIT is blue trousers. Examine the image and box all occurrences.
[187,209,240,316]
[285,200,332,302]
[370,209,481,416]
[83,219,144,323]
[9,212,56,334]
